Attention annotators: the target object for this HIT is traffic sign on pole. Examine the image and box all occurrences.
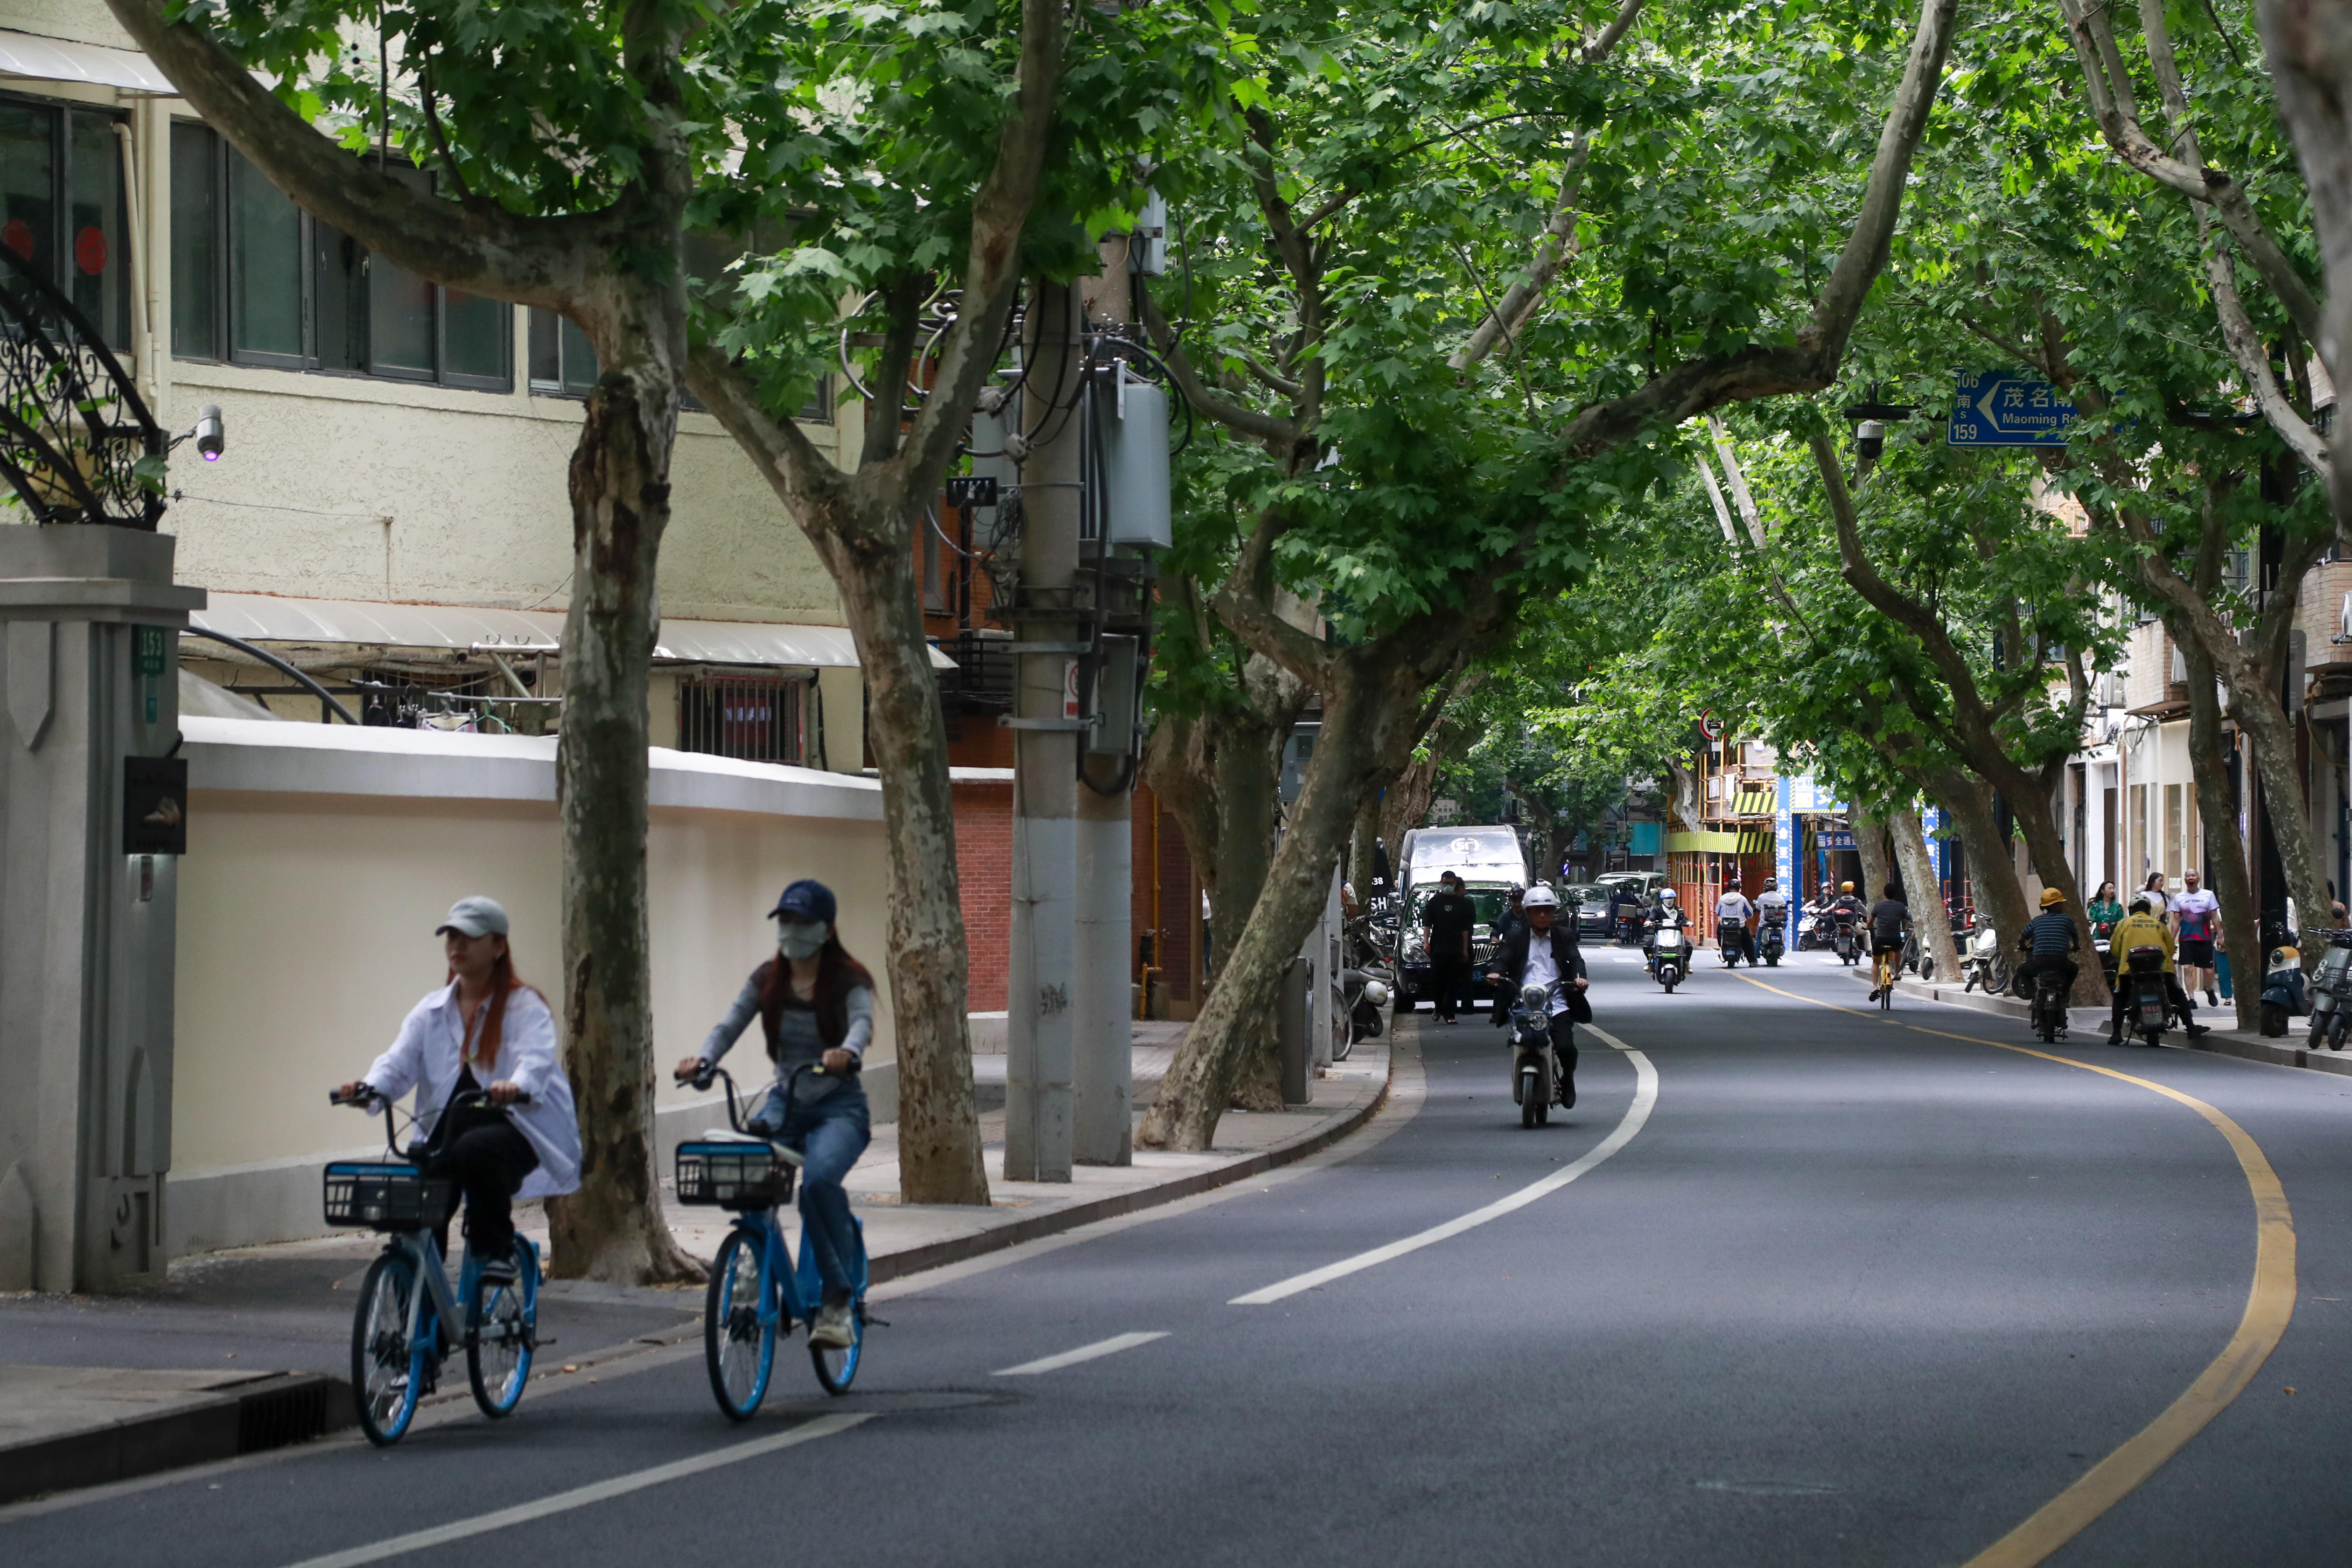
[1947,371,2076,447]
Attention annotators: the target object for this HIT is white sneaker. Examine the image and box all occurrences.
[809,1300,855,1349]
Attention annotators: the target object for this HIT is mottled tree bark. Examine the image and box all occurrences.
[682,0,1065,1204]
[551,357,700,1282]
[1888,807,1961,982]
[106,0,706,1280]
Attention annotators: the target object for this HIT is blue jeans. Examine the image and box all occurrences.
[749,1081,871,1301]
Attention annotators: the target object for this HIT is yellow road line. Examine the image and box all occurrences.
[1729,972,2296,1567]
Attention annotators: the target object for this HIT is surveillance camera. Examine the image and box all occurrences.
[194,404,225,462]
[1855,419,1885,461]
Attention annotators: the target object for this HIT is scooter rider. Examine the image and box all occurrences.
[1486,885,1590,1109]
[1715,880,1757,967]
[2013,887,2082,994]
[2106,893,2210,1043]
[1644,887,1687,976]
[1756,877,1792,951]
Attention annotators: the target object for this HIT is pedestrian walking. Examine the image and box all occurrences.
[1421,871,1478,1024]
[2171,867,2222,1008]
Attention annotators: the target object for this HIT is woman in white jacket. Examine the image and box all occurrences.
[335,896,580,1279]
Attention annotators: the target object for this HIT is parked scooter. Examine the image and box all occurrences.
[2116,945,2174,1046]
[1338,968,1393,1062]
[1505,983,1556,1128]
[1653,924,1689,993]
[2261,930,2306,1038]
[1961,921,2007,996]
[2309,930,2352,1050]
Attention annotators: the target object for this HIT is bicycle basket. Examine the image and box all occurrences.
[322,1162,449,1231]
[675,1142,794,1207]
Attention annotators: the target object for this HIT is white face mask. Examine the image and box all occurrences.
[777,920,828,960]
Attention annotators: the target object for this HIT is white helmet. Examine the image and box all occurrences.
[1660,887,1677,902]
[1521,885,1559,910]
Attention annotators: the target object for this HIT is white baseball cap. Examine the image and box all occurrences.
[436,896,510,938]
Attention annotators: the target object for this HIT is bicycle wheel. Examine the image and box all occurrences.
[705,1228,777,1421]
[466,1243,535,1419]
[352,1251,427,1447]
[810,1305,864,1396]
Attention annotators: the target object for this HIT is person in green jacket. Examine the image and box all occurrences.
[2086,881,2124,935]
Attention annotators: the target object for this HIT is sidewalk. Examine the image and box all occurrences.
[1850,968,2352,1078]
[0,1027,1391,1505]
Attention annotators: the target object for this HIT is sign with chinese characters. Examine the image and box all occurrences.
[1947,371,2077,447]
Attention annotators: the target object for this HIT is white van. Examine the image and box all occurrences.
[1396,826,1531,1010]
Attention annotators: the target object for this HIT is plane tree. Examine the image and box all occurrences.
[1132,0,1961,1151]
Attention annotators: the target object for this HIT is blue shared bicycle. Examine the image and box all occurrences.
[327,1085,541,1446]
[673,1064,872,1417]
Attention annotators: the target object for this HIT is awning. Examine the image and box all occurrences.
[188,591,952,669]
[0,31,177,95]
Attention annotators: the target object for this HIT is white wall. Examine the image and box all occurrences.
[166,717,895,1252]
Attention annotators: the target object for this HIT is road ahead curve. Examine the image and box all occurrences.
[13,952,2352,1567]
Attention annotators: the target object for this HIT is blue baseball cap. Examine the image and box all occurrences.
[768,879,836,924]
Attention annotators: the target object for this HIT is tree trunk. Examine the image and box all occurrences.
[1143,710,1221,920]
[1347,792,1383,898]
[2254,0,2352,537]
[2003,773,2111,1004]
[1854,808,1892,907]
[1211,681,1297,1111]
[1889,806,1962,982]
[547,359,701,1284]
[2221,651,2332,954]
[1931,770,2032,960]
[1382,755,1438,867]
[812,496,989,1204]
[2180,628,2263,1029]
[1140,645,1434,1150]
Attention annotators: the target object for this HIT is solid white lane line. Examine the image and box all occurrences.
[992,1331,1170,1377]
[275,1414,869,1568]
[1230,1026,1658,1306]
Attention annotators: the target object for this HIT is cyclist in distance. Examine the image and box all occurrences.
[679,878,873,1351]
[334,896,581,1281]
[1866,882,1911,1002]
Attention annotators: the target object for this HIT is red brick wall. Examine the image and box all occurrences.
[953,778,1013,1011]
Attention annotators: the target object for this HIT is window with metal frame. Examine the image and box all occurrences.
[0,91,131,350]
[169,121,511,390]
[527,303,832,421]
[676,672,805,764]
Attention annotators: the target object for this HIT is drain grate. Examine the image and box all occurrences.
[236,1376,351,1453]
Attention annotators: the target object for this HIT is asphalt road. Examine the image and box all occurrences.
[12,950,2352,1566]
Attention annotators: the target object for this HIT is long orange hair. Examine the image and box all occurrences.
[451,942,539,1068]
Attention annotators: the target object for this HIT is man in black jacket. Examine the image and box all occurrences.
[1486,885,1590,1108]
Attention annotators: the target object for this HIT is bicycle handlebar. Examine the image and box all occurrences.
[671,1061,848,1135]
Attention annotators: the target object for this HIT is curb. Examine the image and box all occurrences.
[868,1056,1394,1287]
[0,1372,351,1507]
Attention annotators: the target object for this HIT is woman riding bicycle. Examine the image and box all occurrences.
[334,896,581,1281]
[678,878,873,1351]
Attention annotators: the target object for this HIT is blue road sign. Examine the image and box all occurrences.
[1948,371,2076,447]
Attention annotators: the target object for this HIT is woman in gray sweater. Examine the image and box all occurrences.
[679,878,873,1348]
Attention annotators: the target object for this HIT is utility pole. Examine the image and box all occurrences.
[1074,246,1138,1167]
[1003,280,1081,1182]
